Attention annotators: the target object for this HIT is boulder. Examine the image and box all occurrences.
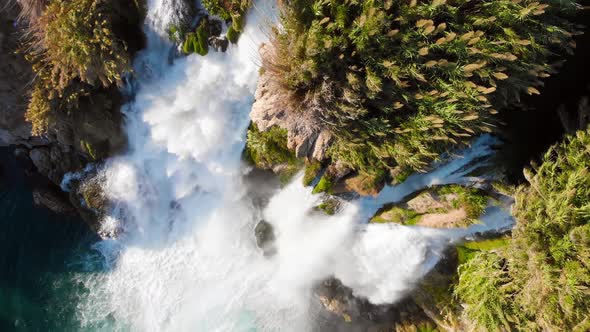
[208,36,229,52]
[254,220,276,257]
[32,188,75,214]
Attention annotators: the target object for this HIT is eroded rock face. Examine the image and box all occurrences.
[254,220,276,257]
[32,188,75,214]
[0,5,38,147]
[250,44,333,161]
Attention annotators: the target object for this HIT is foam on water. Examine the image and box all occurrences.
[74,1,513,330]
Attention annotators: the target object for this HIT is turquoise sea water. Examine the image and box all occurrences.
[0,147,101,331]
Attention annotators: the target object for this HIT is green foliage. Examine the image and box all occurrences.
[315,198,339,215]
[455,251,514,331]
[226,25,240,44]
[303,160,322,186]
[268,0,577,172]
[455,127,590,331]
[371,206,420,225]
[80,140,97,160]
[244,123,296,169]
[30,0,131,92]
[312,175,333,194]
[202,0,251,42]
[183,21,209,56]
[23,0,141,135]
[437,185,488,219]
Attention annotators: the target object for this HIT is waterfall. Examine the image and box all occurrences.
[73,1,513,331]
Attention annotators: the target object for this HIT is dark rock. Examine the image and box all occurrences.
[208,36,229,52]
[254,220,276,257]
[313,278,428,325]
[32,188,75,214]
[205,17,223,37]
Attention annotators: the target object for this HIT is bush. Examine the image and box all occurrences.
[455,126,590,331]
[244,123,296,169]
[22,0,142,135]
[202,0,251,43]
[266,0,578,173]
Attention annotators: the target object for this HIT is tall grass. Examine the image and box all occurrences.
[263,0,579,174]
[455,126,590,331]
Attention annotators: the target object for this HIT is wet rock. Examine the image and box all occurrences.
[313,278,427,325]
[254,220,276,257]
[32,188,75,214]
[208,36,229,52]
[406,192,445,214]
[250,44,331,160]
[205,17,223,37]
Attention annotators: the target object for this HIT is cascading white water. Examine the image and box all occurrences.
[73,1,513,331]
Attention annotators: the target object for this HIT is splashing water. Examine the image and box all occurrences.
[73,1,513,331]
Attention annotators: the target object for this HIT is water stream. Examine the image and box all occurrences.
[64,1,513,331]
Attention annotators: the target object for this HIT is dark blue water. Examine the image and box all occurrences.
[0,147,101,331]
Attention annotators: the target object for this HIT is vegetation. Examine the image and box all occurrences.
[303,160,322,186]
[182,20,209,56]
[315,197,340,215]
[312,174,333,194]
[244,123,297,169]
[436,185,488,219]
[201,0,252,43]
[265,0,578,175]
[371,206,421,225]
[455,127,590,331]
[22,0,142,135]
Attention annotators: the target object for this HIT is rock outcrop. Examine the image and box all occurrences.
[32,188,75,214]
[0,4,39,147]
[250,44,333,161]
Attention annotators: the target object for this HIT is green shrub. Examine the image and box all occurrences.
[244,123,296,169]
[266,0,578,173]
[455,127,590,331]
[312,175,333,194]
[22,0,142,135]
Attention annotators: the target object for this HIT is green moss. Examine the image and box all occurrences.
[80,140,97,160]
[226,25,240,44]
[437,185,488,219]
[278,164,303,186]
[182,22,209,56]
[244,123,296,169]
[312,175,333,194]
[315,198,339,215]
[303,161,322,186]
[371,206,420,225]
[463,238,510,251]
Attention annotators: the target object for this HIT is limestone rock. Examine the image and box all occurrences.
[250,44,332,161]
[406,192,445,214]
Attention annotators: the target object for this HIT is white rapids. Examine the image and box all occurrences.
[72,1,513,331]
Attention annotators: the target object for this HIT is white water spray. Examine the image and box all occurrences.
[74,1,512,330]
